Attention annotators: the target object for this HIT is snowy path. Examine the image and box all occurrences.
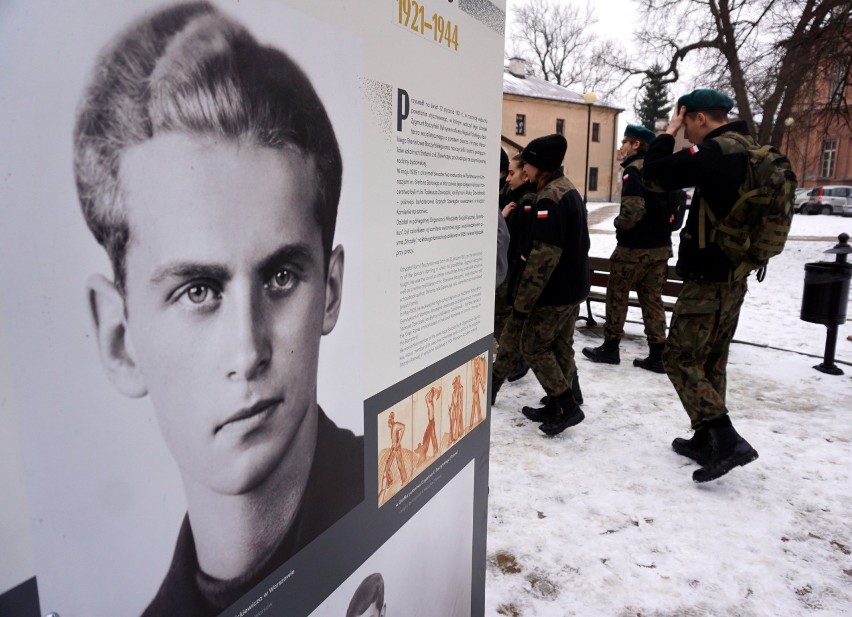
[485,208,852,616]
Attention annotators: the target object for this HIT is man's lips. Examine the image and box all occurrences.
[215,398,281,434]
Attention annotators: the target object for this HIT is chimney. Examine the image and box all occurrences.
[508,57,527,79]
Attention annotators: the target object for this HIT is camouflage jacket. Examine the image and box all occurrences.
[513,168,590,312]
[616,153,672,249]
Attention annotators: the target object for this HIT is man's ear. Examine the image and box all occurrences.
[86,274,148,398]
[322,245,344,335]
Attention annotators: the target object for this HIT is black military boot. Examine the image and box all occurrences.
[692,416,759,483]
[572,372,583,405]
[521,397,560,423]
[671,426,712,466]
[540,372,583,406]
[491,375,504,406]
[582,338,620,364]
[507,358,530,382]
[539,391,585,436]
[633,342,666,373]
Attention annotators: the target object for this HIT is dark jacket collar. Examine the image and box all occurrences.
[705,119,749,141]
[621,152,645,169]
[539,166,565,190]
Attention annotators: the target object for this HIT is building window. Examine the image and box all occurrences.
[592,122,600,142]
[828,60,846,101]
[515,114,526,136]
[588,167,599,192]
[556,118,564,135]
[820,139,837,178]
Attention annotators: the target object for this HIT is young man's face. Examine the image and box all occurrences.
[506,160,526,190]
[116,133,342,496]
[522,161,542,184]
[619,137,640,159]
[683,111,709,145]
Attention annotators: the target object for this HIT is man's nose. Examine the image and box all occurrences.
[226,287,272,382]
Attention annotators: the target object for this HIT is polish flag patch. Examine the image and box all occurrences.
[689,145,700,154]
[524,205,532,212]
[623,173,629,181]
[537,210,549,219]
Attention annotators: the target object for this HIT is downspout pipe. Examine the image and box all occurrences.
[610,111,618,201]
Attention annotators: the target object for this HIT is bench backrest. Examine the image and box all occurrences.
[588,256,683,299]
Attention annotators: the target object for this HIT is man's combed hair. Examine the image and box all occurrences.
[346,573,384,617]
[74,1,342,292]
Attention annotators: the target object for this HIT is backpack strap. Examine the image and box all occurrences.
[698,132,754,244]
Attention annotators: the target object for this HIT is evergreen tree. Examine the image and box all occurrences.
[636,66,671,130]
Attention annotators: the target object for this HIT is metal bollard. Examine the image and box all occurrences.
[800,233,852,375]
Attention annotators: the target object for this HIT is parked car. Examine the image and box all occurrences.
[794,187,818,213]
[801,185,852,215]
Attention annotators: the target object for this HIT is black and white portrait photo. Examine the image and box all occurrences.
[309,463,475,617]
[0,1,364,615]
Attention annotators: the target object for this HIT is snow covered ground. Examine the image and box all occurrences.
[485,208,852,616]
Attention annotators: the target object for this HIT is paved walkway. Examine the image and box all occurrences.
[586,203,619,233]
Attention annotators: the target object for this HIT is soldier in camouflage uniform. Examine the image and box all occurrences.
[491,134,590,436]
[643,89,760,483]
[495,154,536,343]
[582,125,673,372]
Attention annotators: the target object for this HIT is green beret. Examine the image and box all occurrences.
[624,124,656,144]
[677,89,734,113]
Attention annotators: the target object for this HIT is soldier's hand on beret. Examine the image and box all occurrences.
[666,105,686,137]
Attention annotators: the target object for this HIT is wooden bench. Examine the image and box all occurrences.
[582,256,683,326]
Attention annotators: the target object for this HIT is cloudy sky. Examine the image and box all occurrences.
[503,0,699,127]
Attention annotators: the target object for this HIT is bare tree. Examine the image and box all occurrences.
[613,0,851,146]
[508,0,620,97]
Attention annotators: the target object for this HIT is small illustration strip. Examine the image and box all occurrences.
[377,351,487,507]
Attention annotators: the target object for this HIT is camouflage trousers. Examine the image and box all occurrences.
[604,248,669,344]
[494,302,581,397]
[663,279,748,428]
[494,279,513,343]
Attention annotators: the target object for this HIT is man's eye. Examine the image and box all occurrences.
[266,268,297,292]
[174,283,220,307]
[183,284,215,304]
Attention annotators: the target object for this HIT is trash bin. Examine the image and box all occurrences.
[800,233,851,375]
[800,261,852,325]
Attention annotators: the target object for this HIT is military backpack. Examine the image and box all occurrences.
[700,131,798,281]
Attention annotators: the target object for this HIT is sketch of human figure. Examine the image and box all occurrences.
[419,385,441,458]
[381,411,408,489]
[449,375,464,443]
[377,401,413,507]
[468,356,486,429]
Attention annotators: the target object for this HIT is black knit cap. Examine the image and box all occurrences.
[500,148,509,171]
[521,134,567,171]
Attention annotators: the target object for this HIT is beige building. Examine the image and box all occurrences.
[502,60,622,202]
